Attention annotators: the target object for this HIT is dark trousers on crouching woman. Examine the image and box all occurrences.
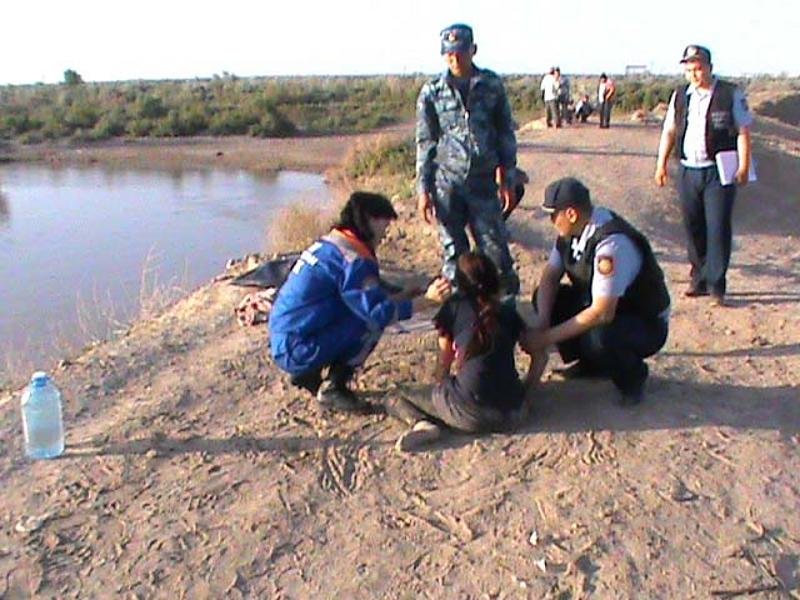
[385,384,526,435]
[541,284,668,396]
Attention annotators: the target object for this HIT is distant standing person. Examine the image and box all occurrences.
[540,67,561,128]
[654,45,753,306]
[555,67,572,124]
[416,23,520,296]
[597,73,616,128]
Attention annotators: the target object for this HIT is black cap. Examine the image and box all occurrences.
[542,177,591,213]
[680,45,711,65]
[440,24,474,54]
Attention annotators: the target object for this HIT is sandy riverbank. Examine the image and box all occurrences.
[0,125,412,176]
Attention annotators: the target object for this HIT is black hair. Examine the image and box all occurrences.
[335,191,397,246]
[453,252,500,363]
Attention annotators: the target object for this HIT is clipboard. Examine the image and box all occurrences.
[715,150,757,185]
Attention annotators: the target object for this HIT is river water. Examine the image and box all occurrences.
[0,164,330,379]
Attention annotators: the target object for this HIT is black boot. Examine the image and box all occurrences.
[618,363,649,406]
[316,363,369,413]
[289,368,323,394]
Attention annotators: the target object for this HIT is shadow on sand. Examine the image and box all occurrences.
[66,369,798,458]
[67,432,368,458]
[440,379,797,454]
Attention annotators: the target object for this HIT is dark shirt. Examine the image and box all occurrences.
[433,296,526,411]
[452,75,471,106]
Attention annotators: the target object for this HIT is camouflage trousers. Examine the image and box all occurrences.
[433,173,519,295]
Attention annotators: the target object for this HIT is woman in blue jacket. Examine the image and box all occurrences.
[269,191,450,413]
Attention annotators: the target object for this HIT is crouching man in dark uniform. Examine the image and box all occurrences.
[525,177,670,404]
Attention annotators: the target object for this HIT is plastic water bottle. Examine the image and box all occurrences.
[21,372,65,459]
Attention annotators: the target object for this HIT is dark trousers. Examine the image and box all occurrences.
[678,165,737,295]
[559,98,572,124]
[385,384,517,434]
[545,100,561,127]
[543,285,668,394]
[599,100,613,127]
[434,173,519,295]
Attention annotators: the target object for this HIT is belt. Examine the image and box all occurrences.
[680,161,715,169]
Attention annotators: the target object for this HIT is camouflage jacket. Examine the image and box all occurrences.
[416,65,517,194]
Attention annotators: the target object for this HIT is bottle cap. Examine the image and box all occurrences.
[31,371,49,387]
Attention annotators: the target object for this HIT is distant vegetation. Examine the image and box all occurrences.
[757,93,800,126]
[0,74,424,143]
[3,72,785,144]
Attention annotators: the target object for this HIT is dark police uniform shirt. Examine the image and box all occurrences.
[547,207,643,301]
[663,78,753,168]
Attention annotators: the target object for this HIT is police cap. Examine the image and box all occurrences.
[680,45,712,65]
[542,177,591,214]
[440,24,474,54]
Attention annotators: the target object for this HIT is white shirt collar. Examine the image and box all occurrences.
[687,77,717,97]
[570,208,599,260]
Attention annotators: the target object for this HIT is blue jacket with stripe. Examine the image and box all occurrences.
[268,229,413,373]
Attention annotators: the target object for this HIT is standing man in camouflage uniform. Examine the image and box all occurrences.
[416,23,520,296]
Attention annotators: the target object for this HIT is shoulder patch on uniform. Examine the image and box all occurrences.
[597,255,615,276]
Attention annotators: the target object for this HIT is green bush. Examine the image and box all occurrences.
[152,107,210,137]
[208,109,258,135]
[126,118,154,137]
[19,130,44,144]
[40,113,68,139]
[64,101,101,130]
[345,136,415,180]
[249,107,297,137]
[1,112,35,136]
[91,108,126,139]
[137,95,168,119]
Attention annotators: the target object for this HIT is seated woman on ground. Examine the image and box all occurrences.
[268,191,451,413]
[386,252,548,451]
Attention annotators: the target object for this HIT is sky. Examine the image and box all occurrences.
[2,0,799,85]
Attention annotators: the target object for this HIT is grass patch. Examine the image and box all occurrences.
[265,203,333,255]
[343,136,416,201]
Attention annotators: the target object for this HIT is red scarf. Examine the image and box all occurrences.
[331,227,376,260]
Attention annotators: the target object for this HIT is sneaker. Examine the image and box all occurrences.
[395,420,442,452]
[316,380,370,413]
